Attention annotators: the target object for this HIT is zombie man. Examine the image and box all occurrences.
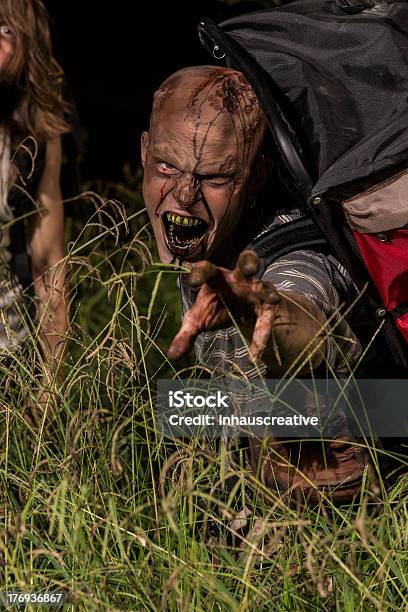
[141,66,368,502]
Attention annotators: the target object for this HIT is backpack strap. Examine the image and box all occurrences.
[247,216,329,274]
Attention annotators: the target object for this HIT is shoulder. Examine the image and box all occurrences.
[252,211,357,304]
[252,208,304,239]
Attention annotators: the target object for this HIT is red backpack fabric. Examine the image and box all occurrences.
[343,169,408,342]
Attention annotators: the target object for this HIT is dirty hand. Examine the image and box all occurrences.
[167,250,280,362]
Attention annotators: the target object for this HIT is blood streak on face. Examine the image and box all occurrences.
[156,179,170,218]
[141,67,264,264]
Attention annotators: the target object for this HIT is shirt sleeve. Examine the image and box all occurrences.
[261,250,362,375]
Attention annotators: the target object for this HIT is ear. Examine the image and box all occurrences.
[141,131,150,168]
[247,155,274,200]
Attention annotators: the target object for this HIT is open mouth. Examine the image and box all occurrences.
[162,211,208,256]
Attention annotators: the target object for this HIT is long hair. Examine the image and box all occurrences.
[0,0,69,144]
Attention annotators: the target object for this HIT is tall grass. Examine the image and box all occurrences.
[0,179,407,611]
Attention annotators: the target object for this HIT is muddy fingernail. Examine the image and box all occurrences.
[265,291,280,304]
[167,344,181,360]
[188,272,203,286]
[240,252,259,276]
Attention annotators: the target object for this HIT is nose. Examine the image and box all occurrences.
[173,173,201,209]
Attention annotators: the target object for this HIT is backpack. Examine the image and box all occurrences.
[198,0,408,372]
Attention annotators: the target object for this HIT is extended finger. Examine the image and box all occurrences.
[253,282,280,305]
[188,260,223,288]
[167,330,196,361]
[249,305,278,363]
[167,310,201,361]
[237,250,260,278]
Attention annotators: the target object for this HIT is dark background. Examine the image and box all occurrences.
[43,1,260,183]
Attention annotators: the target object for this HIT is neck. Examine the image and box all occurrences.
[210,219,256,269]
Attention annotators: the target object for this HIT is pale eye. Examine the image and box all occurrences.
[157,161,179,175]
[0,24,14,39]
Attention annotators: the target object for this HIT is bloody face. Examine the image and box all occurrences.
[141,68,264,264]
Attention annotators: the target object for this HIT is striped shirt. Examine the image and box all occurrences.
[180,209,362,378]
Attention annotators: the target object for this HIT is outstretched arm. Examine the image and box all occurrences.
[29,136,68,366]
[167,251,327,376]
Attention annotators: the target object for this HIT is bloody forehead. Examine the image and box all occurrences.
[150,67,265,149]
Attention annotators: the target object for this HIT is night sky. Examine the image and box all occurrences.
[43,1,260,183]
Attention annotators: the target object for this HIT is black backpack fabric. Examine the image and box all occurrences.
[198,0,408,371]
[201,0,408,197]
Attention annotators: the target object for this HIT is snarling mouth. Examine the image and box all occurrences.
[162,212,208,256]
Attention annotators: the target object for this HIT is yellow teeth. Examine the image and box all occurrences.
[164,212,208,254]
[166,212,203,227]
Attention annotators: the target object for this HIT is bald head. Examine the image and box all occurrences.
[150,66,266,154]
